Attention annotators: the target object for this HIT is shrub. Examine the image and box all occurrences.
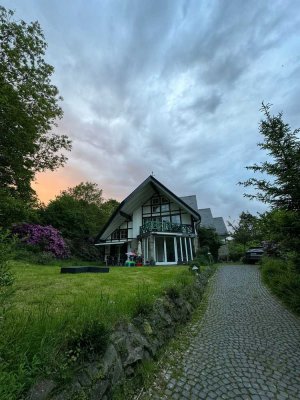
[65,320,110,363]
[67,238,103,261]
[0,230,15,289]
[13,223,69,258]
[261,257,300,315]
[228,242,245,262]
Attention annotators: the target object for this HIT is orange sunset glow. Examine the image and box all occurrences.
[32,167,87,204]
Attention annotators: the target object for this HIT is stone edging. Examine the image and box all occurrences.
[28,267,215,400]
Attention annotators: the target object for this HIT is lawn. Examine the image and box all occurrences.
[0,261,191,399]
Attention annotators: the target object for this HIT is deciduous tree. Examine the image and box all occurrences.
[0,6,71,200]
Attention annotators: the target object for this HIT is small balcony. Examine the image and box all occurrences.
[140,221,194,235]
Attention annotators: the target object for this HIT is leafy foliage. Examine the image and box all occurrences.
[0,6,71,199]
[13,223,69,258]
[240,103,300,211]
[42,182,119,259]
[228,212,262,250]
[197,226,222,261]
[258,209,300,264]
[0,188,41,229]
[61,182,103,207]
[261,257,300,315]
[227,242,245,262]
[0,229,15,288]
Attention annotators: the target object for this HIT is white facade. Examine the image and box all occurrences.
[95,176,200,265]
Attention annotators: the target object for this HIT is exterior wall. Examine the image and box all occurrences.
[132,207,142,238]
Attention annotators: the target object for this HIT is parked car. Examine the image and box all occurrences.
[244,247,264,264]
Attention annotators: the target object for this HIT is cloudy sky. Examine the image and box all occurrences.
[3,0,300,222]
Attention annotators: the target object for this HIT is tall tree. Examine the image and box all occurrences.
[0,6,71,200]
[240,103,300,265]
[240,103,300,211]
[228,212,261,250]
[61,182,103,207]
[197,226,222,261]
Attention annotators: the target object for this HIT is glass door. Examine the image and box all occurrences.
[155,236,165,262]
[166,236,175,262]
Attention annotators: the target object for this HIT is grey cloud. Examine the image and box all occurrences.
[184,92,222,114]
[2,0,300,220]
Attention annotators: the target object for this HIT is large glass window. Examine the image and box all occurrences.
[176,237,182,260]
[151,197,160,205]
[171,214,180,224]
[155,237,165,262]
[120,229,127,239]
[152,205,160,213]
[166,237,175,262]
[161,203,170,212]
[111,230,119,240]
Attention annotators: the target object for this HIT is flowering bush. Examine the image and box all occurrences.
[13,224,69,259]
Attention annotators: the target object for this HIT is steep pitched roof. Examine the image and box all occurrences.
[198,208,228,237]
[198,208,215,228]
[213,217,228,236]
[95,176,201,243]
[180,195,198,212]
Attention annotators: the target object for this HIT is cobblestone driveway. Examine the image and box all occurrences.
[141,265,300,400]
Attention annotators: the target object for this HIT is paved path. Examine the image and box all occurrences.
[141,265,300,400]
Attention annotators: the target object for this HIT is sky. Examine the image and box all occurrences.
[3,0,300,223]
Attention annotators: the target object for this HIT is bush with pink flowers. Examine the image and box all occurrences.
[13,224,69,259]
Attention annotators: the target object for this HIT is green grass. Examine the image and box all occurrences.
[261,257,300,315]
[0,261,192,400]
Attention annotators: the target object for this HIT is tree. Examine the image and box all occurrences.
[42,182,119,260]
[61,182,103,207]
[42,195,101,241]
[0,188,41,228]
[197,226,222,261]
[240,103,300,211]
[102,198,119,221]
[240,103,300,267]
[228,212,261,250]
[0,6,71,200]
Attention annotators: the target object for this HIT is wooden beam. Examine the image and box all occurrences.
[150,181,160,194]
[119,211,132,221]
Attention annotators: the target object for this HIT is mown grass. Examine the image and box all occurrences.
[0,261,192,400]
[261,257,300,316]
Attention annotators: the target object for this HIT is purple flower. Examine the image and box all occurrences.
[13,223,70,258]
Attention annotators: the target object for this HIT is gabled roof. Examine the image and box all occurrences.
[198,208,215,228]
[180,195,198,212]
[95,176,201,243]
[198,208,228,237]
[213,217,228,236]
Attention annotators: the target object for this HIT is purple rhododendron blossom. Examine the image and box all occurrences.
[13,223,69,258]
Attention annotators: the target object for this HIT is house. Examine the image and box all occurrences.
[198,208,229,260]
[95,176,200,265]
[198,208,228,241]
[95,176,228,265]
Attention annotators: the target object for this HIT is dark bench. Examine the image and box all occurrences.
[60,266,110,274]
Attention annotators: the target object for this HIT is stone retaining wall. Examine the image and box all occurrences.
[28,268,214,400]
